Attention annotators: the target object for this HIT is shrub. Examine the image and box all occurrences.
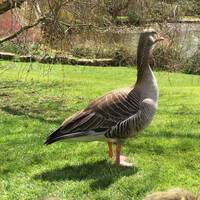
[0,41,26,54]
[195,1,200,15]
[0,41,46,56]
[128,10,142,26]
[183,49,200,75]
[112,45,134,66]
[150,43,183,71]
[71,47,95,58]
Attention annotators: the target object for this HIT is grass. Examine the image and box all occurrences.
[0,60,200,200]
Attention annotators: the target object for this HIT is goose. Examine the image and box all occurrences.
[45,29,164,167]
[144,188,198,200]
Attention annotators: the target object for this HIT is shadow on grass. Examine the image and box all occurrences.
[126,130,200,156]
[144,130,200,140]
[0,106,61,124]
[34,160,138,190]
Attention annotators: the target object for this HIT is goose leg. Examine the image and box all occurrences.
[107,141,113,158]
[115,143,121,165]
[115,144,133,167]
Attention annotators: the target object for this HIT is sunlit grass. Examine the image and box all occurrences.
[0,61,200,200]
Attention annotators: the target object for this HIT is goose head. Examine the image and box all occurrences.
[139,28,164,48]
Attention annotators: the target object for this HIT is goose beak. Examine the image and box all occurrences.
[155,34,165,43]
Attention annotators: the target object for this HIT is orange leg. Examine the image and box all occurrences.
[115,143,121,165]
[107,141,113,158]
[115,144,133,167]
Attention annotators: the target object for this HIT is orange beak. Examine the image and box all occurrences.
[155,34,165,42]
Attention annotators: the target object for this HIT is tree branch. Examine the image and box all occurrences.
[0,0,26,15]
[0,17,45,44]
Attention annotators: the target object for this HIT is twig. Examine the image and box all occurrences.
[0,17,45,44]
[0,0,26,15]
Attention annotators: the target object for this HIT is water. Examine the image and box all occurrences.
[66,23,200,58]
[174,23,200,57]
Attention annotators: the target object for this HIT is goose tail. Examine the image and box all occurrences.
[45,128,107,145]
[45,128,62,145]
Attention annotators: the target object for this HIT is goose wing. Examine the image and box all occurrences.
[45,87,140,144]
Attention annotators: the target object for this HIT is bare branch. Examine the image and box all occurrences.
[0,17,45,44]
[0,0,26,15]
[33,2,42,18]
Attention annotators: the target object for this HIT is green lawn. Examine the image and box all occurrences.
[0,61,200,200]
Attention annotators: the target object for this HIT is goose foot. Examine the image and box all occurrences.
[116,154,134,167]
[117,160,134,167]
[120,155,128,161]
[107,142,134,167]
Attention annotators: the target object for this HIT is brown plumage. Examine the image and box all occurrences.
[144,188,198,200]
[45,29,164,166]
[46,87,140,142]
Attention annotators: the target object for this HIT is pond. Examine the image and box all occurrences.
[66,23,200,58]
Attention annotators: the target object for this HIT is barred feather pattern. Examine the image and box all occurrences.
[60,88,141,133]
[105,98,156,139]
